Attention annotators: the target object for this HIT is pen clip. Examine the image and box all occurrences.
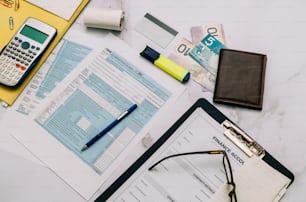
[222,120,265,158]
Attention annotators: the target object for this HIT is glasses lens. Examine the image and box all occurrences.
[149,150,237,202]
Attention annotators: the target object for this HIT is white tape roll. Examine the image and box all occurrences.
[83,8,125,31]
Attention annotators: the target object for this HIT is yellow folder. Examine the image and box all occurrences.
[0,0,89,106]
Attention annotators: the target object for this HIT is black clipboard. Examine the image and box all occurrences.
[96,98,294,201]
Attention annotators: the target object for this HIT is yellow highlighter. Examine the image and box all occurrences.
[140,46,190,83]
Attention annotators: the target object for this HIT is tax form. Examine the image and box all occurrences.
[12,34,185,200]
[0,39,92,162]
[35,48,172,173]
[15,39,92,115]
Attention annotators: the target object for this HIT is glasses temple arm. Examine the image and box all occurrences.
[148,150,226,170]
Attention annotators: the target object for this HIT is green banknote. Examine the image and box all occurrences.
[189,34,225,75]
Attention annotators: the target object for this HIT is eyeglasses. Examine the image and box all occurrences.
[148,150,237,202]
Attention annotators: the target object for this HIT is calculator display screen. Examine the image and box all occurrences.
[20,25,49,44]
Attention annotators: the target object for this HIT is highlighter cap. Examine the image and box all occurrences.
[140,46,160,63]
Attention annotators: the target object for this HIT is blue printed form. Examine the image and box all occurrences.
[36,40,92,99]
[35,49,171,174]
[16,39,92,115]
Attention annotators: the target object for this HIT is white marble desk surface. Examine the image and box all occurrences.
[0,0,305,201]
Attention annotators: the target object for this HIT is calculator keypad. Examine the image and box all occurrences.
[0,36,39,86]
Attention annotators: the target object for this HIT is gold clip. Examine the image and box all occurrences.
[222,120,265,158]
[0,0,12,8]
[9,16,14,30]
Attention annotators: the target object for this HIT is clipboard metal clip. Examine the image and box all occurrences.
[222,120,265,158]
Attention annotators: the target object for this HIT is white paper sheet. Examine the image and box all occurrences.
[210,157,290,202]
[0,149,83,202]
[26,0,82,20]
[11,34,185,200]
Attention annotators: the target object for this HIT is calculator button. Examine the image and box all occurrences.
[21,41,30,49]
[16,64,25,70]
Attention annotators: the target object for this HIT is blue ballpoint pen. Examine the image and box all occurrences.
[81,104,138,152]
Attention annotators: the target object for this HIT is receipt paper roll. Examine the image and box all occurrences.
[83,8,125,31]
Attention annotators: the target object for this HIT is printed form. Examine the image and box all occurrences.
[16,39,92,115]
[108,107,249,201]
[36,48,172,173]
[12,35,185,200]
[107,107,290,202]
[0,39,92,162]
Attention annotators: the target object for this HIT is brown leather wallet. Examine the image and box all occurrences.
[213,49,267,110]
